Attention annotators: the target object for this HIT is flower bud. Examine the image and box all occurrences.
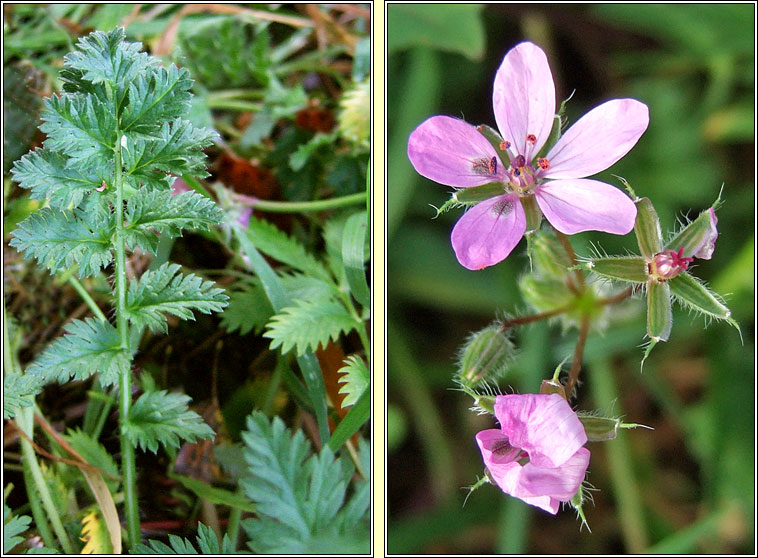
[338,78,369,150]
[457,322,515,388]
[528,230,572,277]
[578,415,653,441]
[519,275,574,313]
[665,207,718,260]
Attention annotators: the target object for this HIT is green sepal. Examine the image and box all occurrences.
[535,114,563,161]
[453,182,507,204]
[521,194,543,233]
[668,272,732,320]
[475,124,510,167]
[528,230,572,277]
[585,256,648,284]
[578,415,652,442]
[634,197,662,259]
[664,206,717,257]
[519,275,573,312]
[646,279,672,342]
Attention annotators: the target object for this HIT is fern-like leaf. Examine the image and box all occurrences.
[240,412,369,554]
[120,64,193,135]
[4,505,31,553]
[10,148,111,209]
[246,216,330,280]
[40,92,118,161]
[337,355,369,408]
[264,299,359,355]
[124,390,215,453]
[133,523,235,554]
[220,280,274,336]
[3,373,43,419]
[26,318,129,387]
[124,262,228,333]
[10,208,113,278]
[122,119,217,187]
[123,189,224,254]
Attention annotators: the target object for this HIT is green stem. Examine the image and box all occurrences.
[21,455,56,549]
[589,356,648,552]
[114,133,140,549]
[67,276,107,322]
[225,491,243,551]
[205,99,263,112]
[17,408,75,554]
[565,313,591,398]
[234,191,367,213]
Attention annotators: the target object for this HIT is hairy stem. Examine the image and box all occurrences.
[499,305,573,330]
[113,133,140,549]
[565,313,591,398]
[233,191,367,213]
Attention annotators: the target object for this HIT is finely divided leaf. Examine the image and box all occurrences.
[26,318,129,387]
[124,189,224,244]
[125,390,215,453]
[3,373,43,419]
[124,262,228,333]
[246,216,330,280]
[11,148,111,209]
[120,64,193,135]
[220,280,274,336]
[10,208,113,277]
[122,119,217,187]
[133,523,235,555]
[240,412,368,554]
[4,505,31,553]
[337,355,369,408]
[40,93,118,161]
[62,27,153,91]
[264,299,359,355]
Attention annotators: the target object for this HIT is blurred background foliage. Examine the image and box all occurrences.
[388,4,754,554]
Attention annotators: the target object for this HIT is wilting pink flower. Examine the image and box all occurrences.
[408,41,649,270]
[475,393,590,514]
[648,247,693,281]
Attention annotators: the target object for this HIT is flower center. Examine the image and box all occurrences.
[648,247,693,281]
[500,134,550,195]
[491,438,529,463]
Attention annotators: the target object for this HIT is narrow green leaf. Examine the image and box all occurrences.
[125,390,215,453]
[646,280,672,342]
[171,474,255,513]
[668,272,731,319]
[26,318,128,386]
[341,211,370,308]
[634,197,662,259]
[233,221,330,444]
[327,389,370,452]
[587,256,649,283]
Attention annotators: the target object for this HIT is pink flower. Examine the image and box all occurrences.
[475,393,590,514]
[408,42,649,270]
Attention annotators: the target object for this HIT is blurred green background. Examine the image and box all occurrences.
[387,4,754,554]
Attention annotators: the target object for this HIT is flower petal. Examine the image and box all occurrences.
[494,394,587,469]
[493,42,556,162]
[407,115,504,187]
[693,208,718,259]
[517,448,591,501]
[451,195,526,270]
[535,178,637,235]
[543,99,649,179]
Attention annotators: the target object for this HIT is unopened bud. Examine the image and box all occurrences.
[529,230,572,277]
[665,207,719,260]
[578,415,653,442]
[457,322,515,388]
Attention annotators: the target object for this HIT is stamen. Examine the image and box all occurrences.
[488,156,498,175]
[537,157,550,170]
[526,134,537,144]
[500,140,511,150]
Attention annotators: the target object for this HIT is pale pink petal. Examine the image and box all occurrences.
[543,99,649,179]
[516,448,591,501]
[408,115,504,187]
[494,394,587,469]
[493,42,556,162]
[535,178,636,235]
[693,208,718,259]
[451,195,526,270]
